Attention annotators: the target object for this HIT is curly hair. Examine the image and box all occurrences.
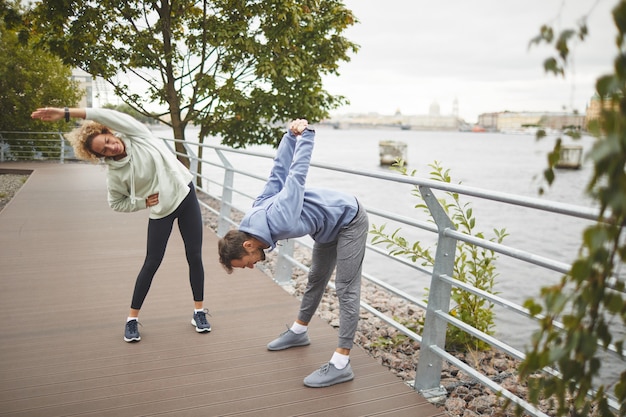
[65,120,112,163]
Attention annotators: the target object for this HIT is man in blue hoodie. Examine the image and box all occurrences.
[218,119,368,388]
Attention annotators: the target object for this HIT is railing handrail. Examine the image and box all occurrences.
[0,131,72,163]
[175,139,601,221]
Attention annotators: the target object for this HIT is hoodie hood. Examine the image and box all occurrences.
[239,206,275,250]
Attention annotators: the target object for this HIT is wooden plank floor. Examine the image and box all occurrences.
[0,162,445,417]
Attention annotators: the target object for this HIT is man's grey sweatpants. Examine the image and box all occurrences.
[297,203,369,350]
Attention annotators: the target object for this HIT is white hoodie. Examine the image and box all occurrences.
[85,108,193,219]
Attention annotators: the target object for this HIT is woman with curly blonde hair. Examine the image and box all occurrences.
[64,118,112,163]
[31,107,211,343]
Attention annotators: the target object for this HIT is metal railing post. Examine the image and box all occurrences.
[182,141,198,177]
[274,239,295,284]
[215,149,234,237]
[414,185,457,399]
[59,132,65,164]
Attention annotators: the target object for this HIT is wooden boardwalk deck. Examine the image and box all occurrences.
[0,162,445,417]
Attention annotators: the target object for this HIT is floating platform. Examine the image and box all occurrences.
[556,145,583,169]
[379,140,408,166]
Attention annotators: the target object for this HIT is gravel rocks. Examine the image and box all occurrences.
[0,173,29,212]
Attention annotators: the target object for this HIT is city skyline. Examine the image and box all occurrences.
[322,0,617,124]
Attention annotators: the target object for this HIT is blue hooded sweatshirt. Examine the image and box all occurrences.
[238,128,358,250]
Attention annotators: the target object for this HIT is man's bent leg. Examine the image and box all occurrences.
[335,205,369,350]
[297,241,337,324]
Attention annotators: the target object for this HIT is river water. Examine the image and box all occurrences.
[158,125,624,384]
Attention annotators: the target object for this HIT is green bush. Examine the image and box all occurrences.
[370,161,507,352]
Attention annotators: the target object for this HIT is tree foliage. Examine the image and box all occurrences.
[28,0,358,160]
[102,103,160,125]
[0,0,81,132]
[517,2,626,416]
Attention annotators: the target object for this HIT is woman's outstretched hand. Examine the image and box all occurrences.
[289,119,308,136]
[31,107,63,122]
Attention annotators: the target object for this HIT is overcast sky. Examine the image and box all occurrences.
[322,0,617,123]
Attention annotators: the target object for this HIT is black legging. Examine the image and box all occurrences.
[130,184,204,309]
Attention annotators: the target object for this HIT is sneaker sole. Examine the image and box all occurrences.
[124,336,141,342]
[267,340,310,351]
[304,374,354,388]
[191,319,211,333]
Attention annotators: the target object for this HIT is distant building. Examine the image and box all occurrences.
[585,92,618,127]
[477,111,585,133]
[397,100,459,130]
[477,112,498,131]
[496,112,542,132]
[540,112,585,130]
[325,99,461,130]
[402,113,459,130]
[71,68,94,108]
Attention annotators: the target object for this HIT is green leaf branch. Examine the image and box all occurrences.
[370,160,507,352]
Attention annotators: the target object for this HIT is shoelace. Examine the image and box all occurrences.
[279,324,292,336]
[126,320,141,333]
[317,363,331,375]
[195,309,211,325]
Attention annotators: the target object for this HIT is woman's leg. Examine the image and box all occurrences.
[176,186,210,332]
[130,215,175,311]
[176,185,205,304]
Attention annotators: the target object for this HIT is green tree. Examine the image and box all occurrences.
[29,0,358,168]
[515,2,626,416]
[102,103,159,125]
[0,0,81,132]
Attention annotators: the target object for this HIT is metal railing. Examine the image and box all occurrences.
[3,132,623,415]
[167,138,623,416]
[0,131,72,163]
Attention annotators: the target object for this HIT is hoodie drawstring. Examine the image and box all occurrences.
[129,156,136,205]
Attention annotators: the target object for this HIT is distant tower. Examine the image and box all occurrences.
[429,100,440,116]
[452,97,459,118]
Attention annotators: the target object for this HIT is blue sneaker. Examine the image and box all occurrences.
[191,310,211,333]
[267,327,310,351]
[124,319,141,342]
[303,362,354,388]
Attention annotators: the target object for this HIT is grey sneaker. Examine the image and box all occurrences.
[267,327,310,351]
[191,310,212,333]
[304,362,354,388]
[124,319,141,343]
